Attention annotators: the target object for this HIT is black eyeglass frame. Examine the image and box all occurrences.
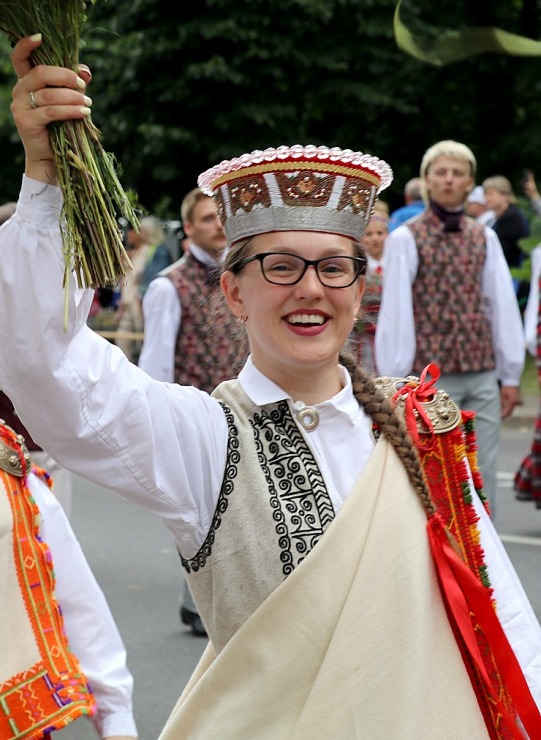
[232,252,367,288]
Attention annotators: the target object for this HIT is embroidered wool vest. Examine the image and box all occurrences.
[167,253,247,393]
[408,211,495,375]
[180,380,335,653]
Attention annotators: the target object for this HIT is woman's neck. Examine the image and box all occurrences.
[287,376,342,406]
[254,357,343,406]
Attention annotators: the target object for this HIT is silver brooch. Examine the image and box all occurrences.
[293,401,320,432]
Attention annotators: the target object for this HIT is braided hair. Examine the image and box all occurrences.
[339,349,437,518]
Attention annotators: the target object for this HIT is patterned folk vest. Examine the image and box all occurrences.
[180,379,492,656]
[408,210,495,375]
[167,252,247,393]
[180,380,336,653]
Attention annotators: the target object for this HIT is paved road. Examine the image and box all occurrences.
[493,412,541,615]
[56,412,541,740]
[56,481,206,740]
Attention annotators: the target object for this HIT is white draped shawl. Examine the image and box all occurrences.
[159,439,489,739]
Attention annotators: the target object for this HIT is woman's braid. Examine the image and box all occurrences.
[339,350,437,517]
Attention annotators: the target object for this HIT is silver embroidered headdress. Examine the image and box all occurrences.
[197,144,393,246]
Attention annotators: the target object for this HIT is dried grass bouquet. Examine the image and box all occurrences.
[0,0,138,293]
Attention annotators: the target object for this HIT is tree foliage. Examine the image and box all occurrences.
[1,0,541,217]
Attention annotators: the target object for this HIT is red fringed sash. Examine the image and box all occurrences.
[395,364,541,739]
[0,425,95,739]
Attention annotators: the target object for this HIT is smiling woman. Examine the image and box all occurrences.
[2,37,541,739]
[219,228,366,400]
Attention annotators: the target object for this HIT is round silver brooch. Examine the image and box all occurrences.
[294,402,320,432]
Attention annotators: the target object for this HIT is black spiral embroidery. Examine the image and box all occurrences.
[181,400,335,579]
[181,403,238,573]
[252,401,334,575]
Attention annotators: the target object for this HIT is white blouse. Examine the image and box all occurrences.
[523,245,541,357]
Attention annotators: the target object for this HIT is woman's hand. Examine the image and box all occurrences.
[10,34,93,185]
[523,170,540,200]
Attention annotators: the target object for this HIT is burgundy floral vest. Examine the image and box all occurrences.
[408,210,495,375]
[167,252,247,393]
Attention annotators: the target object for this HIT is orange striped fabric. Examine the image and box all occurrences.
[0,461,95,739]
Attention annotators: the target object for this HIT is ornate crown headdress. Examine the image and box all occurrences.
[197,144,393,245]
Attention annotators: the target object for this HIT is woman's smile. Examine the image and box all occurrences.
[284,308,329,334]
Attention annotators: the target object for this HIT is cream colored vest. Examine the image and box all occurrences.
[181,379,335,654]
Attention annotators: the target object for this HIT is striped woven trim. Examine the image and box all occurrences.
[416,422,517,737]
[0,467,95,738]
[209,160,383,190]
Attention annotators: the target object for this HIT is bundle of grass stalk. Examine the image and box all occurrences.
[0,0,138,295]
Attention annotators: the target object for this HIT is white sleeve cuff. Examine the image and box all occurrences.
[92,709,138,739]
[17,175,63,225]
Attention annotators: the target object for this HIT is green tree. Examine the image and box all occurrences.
[82,0,403,215]
[1,0,541,219]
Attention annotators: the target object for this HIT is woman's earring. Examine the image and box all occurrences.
[237,314,248,323]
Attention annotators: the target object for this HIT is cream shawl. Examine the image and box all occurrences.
[159,439,489,739]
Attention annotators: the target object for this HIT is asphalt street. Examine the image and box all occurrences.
[55,401,541,740]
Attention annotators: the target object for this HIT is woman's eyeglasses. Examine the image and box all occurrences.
[232,252,366,288]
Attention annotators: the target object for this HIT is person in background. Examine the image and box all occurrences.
[139,215,172,298]
[483,175,530,287]
[138,187,246,387]
[465,185,496,227]
[2,37,541,739]
[388,176,425,232]
[349,205,388,374]
[376,140,524,518]
[515,243,541,508]
[138,187,248,637]
[521,169,541,216]
[115,222,150,363]
[0,201,16,224]
[0,419,138,740]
